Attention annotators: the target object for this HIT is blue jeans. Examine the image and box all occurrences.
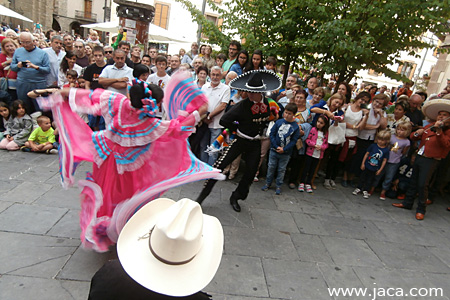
[381,162,400,191]
[266,149,291,187]
[200,128,223,166]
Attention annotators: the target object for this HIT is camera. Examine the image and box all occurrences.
[21,61,29,67]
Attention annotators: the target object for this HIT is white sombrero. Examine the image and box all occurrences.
[422,98,450,120]
[117,198,223,297]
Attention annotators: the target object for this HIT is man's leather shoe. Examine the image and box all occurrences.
[230,198,241,212]
[392,203,411,209]
[415,213,425,220]
[425,199,432,205]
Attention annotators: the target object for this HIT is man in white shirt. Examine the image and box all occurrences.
[98,49,133,95]
[44,35,65,86]
[200,66,231,165]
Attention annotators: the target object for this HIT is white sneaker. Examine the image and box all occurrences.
[352,188,361,195]
[48,149,58,154]
[323,179,332,190]
[330,180,337,189]
[253,176,259,182]
[363,191,370,199]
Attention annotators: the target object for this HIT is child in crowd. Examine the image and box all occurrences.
[298,114,329,193]
[262,103,300,195]
[379,121,411,200]
[0,101,11,141]
[147,56,171,90]
[265,56,277,73]
[215,53,227,71]
[21,115,58,154]
[0,100,33,151]
[385,155,414,200]
[353,130,390,198]
[63,70,79,88]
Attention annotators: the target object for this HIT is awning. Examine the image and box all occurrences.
[148,24,189,43]
[0,4,34,23]
[80,21,190,43]
[81,21,119,32]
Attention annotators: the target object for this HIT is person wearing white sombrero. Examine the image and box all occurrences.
[88,198,223,299]
[195,70,282,212]
[392,99,450,220]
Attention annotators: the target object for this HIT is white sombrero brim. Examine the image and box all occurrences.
[229,69,282,92]
[117,198,224,297]
[422,99,450,120]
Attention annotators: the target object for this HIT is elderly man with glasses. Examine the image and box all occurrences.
[11,32,50,112]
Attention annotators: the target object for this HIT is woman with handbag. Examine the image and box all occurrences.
[0,38,18,102]
[310,93,346,189]
[335,92,371,189]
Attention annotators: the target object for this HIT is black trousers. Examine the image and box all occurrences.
[196,137,261,204]
[403,156,439,214]
[357,169,377,192]
[325,144,342,180]
[288,150,305,184]
[300,156,319,185]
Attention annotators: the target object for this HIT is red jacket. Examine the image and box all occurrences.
[411,123,450,159]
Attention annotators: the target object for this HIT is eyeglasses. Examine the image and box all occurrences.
[105,51,113,54]
[229,47,238,51]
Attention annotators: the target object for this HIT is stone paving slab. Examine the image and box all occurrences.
[262,259,330,299]
[206,255,269,298]
[0,275,90,300]
[250,208,299,233]
[0,203,68,235]
[290,233,334,265]
[223,226,298,260]
[0,232,78,274]
[0,181,53,204]
[1,152,450,299]
[320,236,384,268]
[46,209,81,239]
[365,240,450,273]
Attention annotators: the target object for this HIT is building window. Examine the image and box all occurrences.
[153,2,170,29]
[368,69,382,76]
[397,61,417,80]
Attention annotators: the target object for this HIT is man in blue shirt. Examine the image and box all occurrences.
[11,32,50,112]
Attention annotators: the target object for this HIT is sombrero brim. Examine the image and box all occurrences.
[422,99,450,120]
[117,198,224,297]
[229,69,282,92]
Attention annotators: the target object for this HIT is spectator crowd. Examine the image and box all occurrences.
[1,25,450,221]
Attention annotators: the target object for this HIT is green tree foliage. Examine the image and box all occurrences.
[176,0,450,85]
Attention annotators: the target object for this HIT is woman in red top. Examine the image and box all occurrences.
[0,38,18,101]
[392,99,450,220]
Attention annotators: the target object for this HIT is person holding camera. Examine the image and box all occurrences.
[10,32,50,113]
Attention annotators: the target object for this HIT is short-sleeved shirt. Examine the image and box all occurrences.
[222,59,236,73]
[388,135,410,164]
[84,63,107,90]
[365,143,390,171]
[99,64,133,95]
[358,108,386,140]
[406,109,424,129]
[28,126,56,144]
[201,82,230,129]
[147,73,171,91]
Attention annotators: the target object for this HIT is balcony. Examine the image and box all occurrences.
[75,10,97,22]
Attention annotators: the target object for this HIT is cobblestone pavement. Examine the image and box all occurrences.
[1,151,450,300]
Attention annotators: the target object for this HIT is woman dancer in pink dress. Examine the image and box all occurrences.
[38,71,223,252]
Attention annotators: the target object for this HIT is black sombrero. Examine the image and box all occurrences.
[229,69,282,93]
